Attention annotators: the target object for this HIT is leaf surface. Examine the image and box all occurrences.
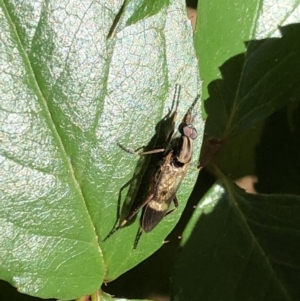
[0,0,202,299]
[172,183,300,301]
[171,1,300,301]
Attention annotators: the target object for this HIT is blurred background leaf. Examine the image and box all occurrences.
[173,183,300,301]
[170,1,300,301]
[195,0,300,178]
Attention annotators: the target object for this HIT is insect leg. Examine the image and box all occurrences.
[119,193,155,227]
[133,196,179,248]
[138,149,165,155]
[102,224,121,242]
[102,176,136,242]
[133,227,143,249]
[117,142,165,156]
[165,196,179,216]
[102,193,154,242]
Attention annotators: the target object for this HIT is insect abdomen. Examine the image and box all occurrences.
[141,202,169,232]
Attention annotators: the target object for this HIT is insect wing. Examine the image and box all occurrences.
[141,151,190,233]
[141,201,173,233]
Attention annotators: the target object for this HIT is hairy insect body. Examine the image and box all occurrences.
[141,121,196,233]
[142,153,186,232]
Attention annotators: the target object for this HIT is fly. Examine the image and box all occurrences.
[103,86,199,248]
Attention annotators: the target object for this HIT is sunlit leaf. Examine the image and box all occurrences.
[0,0,201,299]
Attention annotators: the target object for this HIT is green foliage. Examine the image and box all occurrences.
[0,0,200,300]
[171,0,300,301]
[1,0,300,300]
[125,0,170,26]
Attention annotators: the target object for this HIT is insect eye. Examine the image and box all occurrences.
[182,124,197,139]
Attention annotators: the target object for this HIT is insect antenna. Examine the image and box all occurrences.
[189,94,200,112]
[173,84,181,112]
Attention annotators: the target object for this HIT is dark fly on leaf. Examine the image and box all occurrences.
[103,86,199,248]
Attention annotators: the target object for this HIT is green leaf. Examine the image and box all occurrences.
[195,0,260,103]
[125,0,170,26]
[98,0,203,282]
[0,0,202,299]
[195,0,300,137]
[172,183,300,301]
[0,2,105,300]
[204,24,300,140]
[78,289,152,301]
[195,0,300,181]
[170,2,300,301]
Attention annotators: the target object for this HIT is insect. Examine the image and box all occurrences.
[103,86,199,248]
